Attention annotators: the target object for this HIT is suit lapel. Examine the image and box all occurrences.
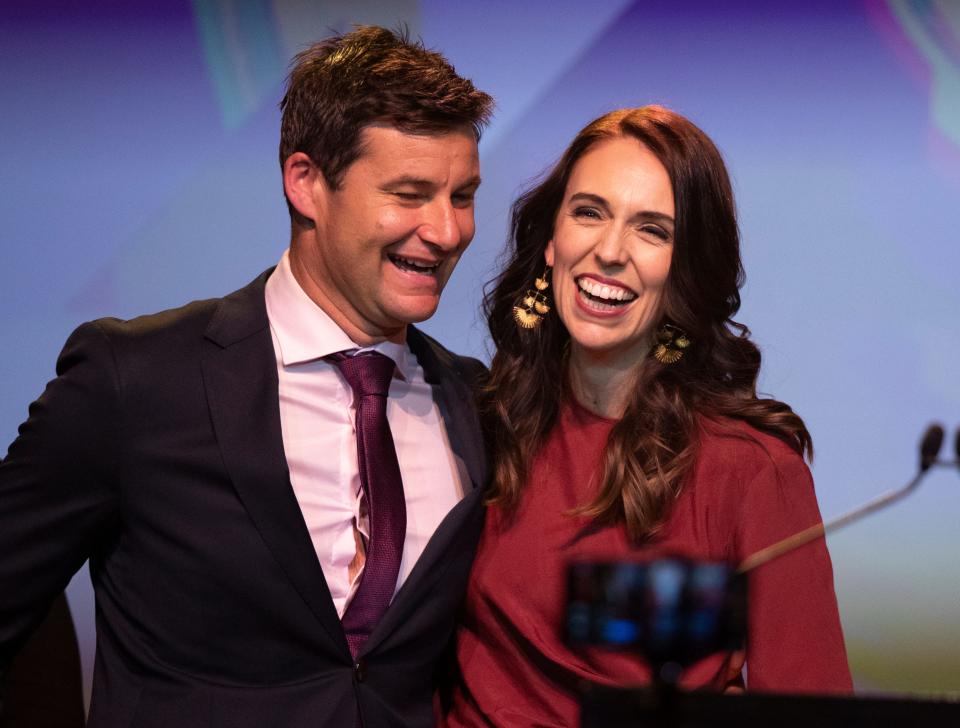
[201,295,487,659]
[200,270,348,657]
[406,326,488,492]
[362,327,488,655]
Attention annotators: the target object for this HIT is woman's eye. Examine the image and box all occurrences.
[573,207,601,220]
[640,224,670,240]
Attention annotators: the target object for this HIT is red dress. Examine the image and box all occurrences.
[443,397,851,727]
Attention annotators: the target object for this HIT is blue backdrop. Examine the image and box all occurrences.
[2,0,958,706]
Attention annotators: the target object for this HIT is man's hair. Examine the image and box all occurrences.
[279,25,494,192]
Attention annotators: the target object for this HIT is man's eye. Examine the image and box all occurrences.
[394,191,423,200]
[452,193,475,207]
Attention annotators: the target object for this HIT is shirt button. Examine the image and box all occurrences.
[354,659,367,683]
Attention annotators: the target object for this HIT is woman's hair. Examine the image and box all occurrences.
[483,106,811,541]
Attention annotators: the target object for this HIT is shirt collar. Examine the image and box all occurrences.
[264,249,413,379]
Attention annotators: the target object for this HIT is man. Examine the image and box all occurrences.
[0,26,493,727]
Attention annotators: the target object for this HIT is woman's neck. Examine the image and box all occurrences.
[567,347,643,419]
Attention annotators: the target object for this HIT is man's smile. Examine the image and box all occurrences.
[388,254,443,276]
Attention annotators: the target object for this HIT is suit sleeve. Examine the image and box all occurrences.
[0,321,122,672]
[736,449,853,693]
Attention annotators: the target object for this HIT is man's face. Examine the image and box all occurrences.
[297,125,481,342]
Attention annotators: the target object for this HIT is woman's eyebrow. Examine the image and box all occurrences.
[568,192,675,227]
[567,192,609,208]
[632,210,675,227]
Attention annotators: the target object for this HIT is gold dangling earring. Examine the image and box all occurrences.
[512,267,552,329]
[652,323,692,364]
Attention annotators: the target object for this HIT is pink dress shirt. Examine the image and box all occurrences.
[264,250,469,617]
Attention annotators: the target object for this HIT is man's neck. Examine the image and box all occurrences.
[287,241,406,347]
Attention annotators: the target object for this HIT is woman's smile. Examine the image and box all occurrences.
[545,135,675,364]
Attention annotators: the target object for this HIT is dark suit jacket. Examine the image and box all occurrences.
[1,592,84,727]
[0,270,489,727]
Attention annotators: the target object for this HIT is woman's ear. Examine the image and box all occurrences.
[544,239,555,267]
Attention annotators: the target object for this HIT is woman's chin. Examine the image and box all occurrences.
[567,336,649,369]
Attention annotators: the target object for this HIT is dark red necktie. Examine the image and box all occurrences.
[328,351,407,658]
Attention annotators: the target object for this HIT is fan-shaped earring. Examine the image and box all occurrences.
[652,323,692,364]
[512,267,552,329]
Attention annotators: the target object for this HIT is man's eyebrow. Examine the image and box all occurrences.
[567,192,674,227]
[383,176,435,189]
[458,175,482,190]
[383,175,482,190]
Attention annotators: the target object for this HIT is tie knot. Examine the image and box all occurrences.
[328,350,396,398]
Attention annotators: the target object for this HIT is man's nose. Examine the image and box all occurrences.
[419,199,464,249]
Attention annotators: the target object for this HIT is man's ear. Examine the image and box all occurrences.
[283,152,324,223]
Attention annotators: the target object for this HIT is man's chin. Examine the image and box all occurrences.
[382,295,442,327]
[393,308,439,327]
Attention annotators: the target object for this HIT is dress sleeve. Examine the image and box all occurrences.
[0,321,122,672]
[735,447,853,693]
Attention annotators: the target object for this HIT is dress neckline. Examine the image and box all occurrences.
[565,392,618,426]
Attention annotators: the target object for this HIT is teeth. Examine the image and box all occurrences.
[392,255,440,272]
[577,278,636,302]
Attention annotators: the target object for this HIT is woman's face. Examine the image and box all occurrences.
[545,135,675,367]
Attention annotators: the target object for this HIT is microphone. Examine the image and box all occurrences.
[737,423,946,574]
[922,424,960,471]
[920,424,945,471]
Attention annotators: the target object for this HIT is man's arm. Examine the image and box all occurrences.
[0,321,122,672]
[0,592,84,726]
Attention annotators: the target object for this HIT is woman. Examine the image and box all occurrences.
[443,106,851,726]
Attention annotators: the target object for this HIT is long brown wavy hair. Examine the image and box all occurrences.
[482,106,812,541]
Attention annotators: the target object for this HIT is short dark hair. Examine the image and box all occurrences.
[279,25,494,191]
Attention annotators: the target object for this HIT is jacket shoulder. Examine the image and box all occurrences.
[62,272,271,391]
[407,326,488,387]
[91,296,219,342]
[82,270,271,352]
